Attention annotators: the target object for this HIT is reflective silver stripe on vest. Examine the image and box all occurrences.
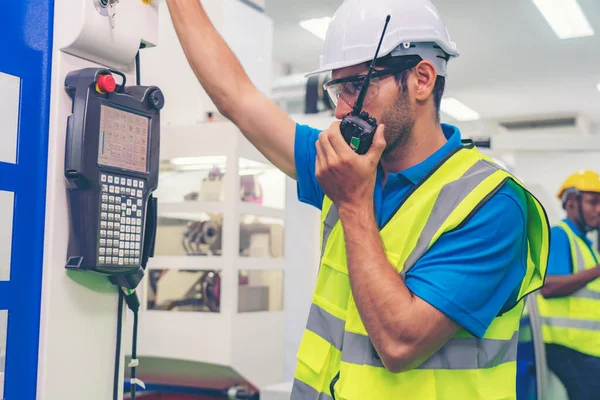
[565,226,600,298]
[541,316,600,331]
[341,330,519,370]
[571,288,600,300]
[572,235,586,273]
[306,303,345,350]
[402,159,500,276]
[322,204,340,259]
[291,379,334,400]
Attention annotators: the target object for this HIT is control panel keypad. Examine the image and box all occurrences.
[98,173,145,266]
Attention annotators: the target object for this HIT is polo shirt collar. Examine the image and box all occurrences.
[393,124,463,185]
[565,218,592,245]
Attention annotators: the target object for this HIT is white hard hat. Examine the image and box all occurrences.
[307,0,459,77]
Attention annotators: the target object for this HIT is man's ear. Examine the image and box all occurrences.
[412,61,437,102]
[565,193,580,210]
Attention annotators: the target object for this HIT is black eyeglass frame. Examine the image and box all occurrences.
[322,55,424,90]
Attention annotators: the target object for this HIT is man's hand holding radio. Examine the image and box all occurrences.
[315,121,386,213]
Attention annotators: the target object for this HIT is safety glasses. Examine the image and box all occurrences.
[322,55,423,107]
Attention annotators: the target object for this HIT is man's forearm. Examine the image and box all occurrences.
[541,267,600,298]
[166,0,253,117]
[338,202,457,373]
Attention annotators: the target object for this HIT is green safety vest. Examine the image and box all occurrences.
[291,143,550,400]
[537,221,600,357]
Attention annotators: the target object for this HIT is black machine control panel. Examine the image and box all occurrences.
[98,173,145,267]
[64,68,164,289]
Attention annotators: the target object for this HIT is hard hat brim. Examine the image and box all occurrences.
[305,43,460,78]
[304,58,378,78]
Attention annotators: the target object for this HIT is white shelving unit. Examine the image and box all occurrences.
[136,121,287,389]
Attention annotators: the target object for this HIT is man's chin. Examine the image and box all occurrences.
[587,221,600,230]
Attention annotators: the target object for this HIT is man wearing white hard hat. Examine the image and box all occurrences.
[167,0,550,399]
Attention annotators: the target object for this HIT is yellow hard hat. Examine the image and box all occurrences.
[557,170,600,200]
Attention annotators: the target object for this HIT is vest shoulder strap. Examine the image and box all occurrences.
[559,221,587,273]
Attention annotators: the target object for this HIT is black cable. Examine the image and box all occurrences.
[121,290,140,400]
[113,290,124,400]
[329,371,340,400]
[135,54,141,86]
[135,43,146,86]
[131,309,139,399]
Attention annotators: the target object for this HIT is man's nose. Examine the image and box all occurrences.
[334,98,352,119]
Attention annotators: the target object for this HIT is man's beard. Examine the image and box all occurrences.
[379,88,414,157]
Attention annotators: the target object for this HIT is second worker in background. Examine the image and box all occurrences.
[538,170,600,400]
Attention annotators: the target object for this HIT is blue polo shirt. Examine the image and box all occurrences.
[547,218,599,275]
[294,123,529,339]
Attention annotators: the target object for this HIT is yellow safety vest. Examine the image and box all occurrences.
[537,221,600,357]
[292,143,550,400]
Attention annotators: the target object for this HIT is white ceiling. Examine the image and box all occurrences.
[265,0,600,128]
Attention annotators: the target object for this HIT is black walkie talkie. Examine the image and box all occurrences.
[340,15,391,155]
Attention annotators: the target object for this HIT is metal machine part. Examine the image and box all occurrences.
[148,269,221,313]
[93,0,110,16]
[93,0,119,16]
[182,220,222,256]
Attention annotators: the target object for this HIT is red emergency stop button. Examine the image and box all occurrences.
[96,74,116,94]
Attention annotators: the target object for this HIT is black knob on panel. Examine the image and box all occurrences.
[148,89,165,111]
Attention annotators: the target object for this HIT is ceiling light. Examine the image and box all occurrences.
[531,0,594,39]
[299,17,332,41]
[169,156,226,167]
[597,82,600,92]
[440,98,480,122]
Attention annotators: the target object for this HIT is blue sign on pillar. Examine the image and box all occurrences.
[0,1,54,398]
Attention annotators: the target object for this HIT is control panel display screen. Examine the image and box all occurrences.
[98,105,149,173]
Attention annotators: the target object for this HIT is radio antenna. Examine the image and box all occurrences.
[352,15,391,116]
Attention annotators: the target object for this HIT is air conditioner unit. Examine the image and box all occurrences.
[496,114,591,136]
